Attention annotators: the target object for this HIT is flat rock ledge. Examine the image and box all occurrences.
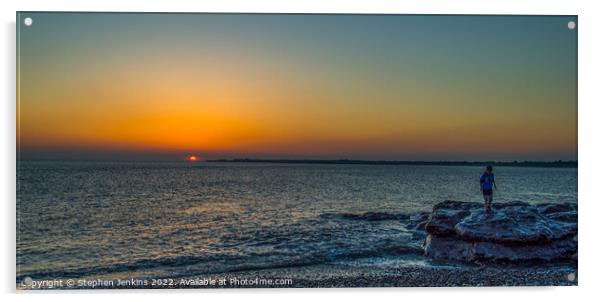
[421,201,577,263]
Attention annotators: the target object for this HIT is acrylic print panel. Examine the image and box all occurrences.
[16,12,577,289]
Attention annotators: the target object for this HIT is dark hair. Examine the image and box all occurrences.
[486,165,493,171]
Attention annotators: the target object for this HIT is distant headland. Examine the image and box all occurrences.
[205,158,577,168]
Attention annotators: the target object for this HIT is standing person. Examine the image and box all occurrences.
[480,166,497,214]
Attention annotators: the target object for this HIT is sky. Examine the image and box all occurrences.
[17,13,577,161]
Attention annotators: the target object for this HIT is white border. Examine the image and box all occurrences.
[1,0,585,15]
[2,1,601,302]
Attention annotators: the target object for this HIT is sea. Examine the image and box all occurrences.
[16,161,577,285]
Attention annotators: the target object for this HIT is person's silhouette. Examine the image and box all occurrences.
[480,166,497,214]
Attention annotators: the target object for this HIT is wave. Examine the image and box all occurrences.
[16,241,424,282]
[319,211,410,221]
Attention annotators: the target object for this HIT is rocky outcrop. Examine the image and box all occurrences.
[420,201,577,263]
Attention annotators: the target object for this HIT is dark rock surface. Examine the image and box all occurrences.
[320,211,410,221]
[420,201,577,263]
[340,211,410,221]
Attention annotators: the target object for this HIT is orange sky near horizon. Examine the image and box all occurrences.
[17,13,577,161]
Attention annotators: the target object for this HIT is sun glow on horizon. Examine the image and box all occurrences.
[187,155,198,162]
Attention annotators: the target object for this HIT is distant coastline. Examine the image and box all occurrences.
[205,158,577,168]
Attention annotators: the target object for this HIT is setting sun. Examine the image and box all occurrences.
[187,155,198,162]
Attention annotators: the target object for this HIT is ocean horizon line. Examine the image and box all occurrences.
[205,158,577,168]
[17,157,578,167]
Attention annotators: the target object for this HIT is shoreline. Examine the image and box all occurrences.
[18,262,578,289]
[201,261,578,288]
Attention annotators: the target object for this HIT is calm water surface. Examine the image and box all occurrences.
[16,161,577,281]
